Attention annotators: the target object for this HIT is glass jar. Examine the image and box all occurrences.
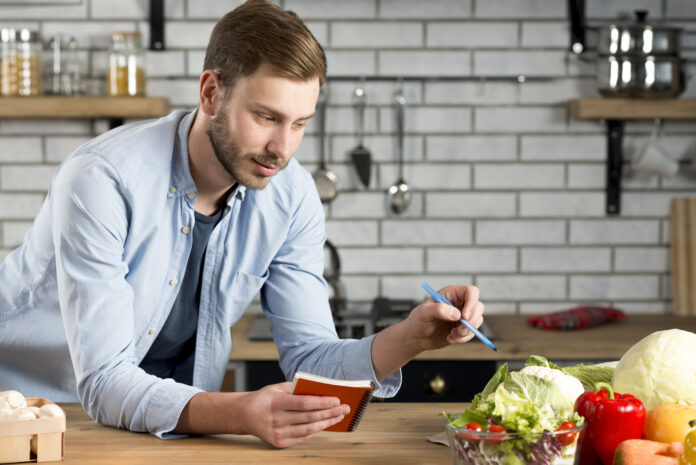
[107,31,145,97]
[16,29,42,96]
[47,35,83,96]
[1,28,19,96]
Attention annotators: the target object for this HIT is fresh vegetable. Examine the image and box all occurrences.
[459,422,484,442]
[612,329,696,410]
[556,421,578,446]
[575,382,646,465]
[523,354,615,392]
[443,355,585,465]
[561,361,616,391]
[519,364,584,414]
[680,420,696,465]
[485,425,507,445]
[613,439,683,465]
[644,404,696,443]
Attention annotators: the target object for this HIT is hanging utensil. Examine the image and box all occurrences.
[349,84,371,187]
[312,92,339,203]
[387,88,411,214]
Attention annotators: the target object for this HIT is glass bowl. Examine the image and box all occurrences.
[445,421,586,465]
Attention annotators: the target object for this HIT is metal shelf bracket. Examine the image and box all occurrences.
[150,0,164,51]
[606,120,624,215]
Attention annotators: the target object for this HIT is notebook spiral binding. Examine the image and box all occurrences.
[346,382,376,432]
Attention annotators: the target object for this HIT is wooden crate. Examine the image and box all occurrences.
[0,398,65,463]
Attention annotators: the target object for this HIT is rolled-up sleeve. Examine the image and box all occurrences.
[261,173,401,398]
[51,154,201,438]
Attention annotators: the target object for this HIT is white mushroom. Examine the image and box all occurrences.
[0,390,26,409]
[0,399,11,411]
[12,407,38,421]
[0,409,13,421]
[38,404,64,418]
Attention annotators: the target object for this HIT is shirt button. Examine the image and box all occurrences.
[169,278,179,286]
[169,186,177,193]
[187,192,196,199]
[149,328,157,335]
[181,226,191,234]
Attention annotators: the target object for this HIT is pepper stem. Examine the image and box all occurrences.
[594,381,614,399]
[690,419,696,428]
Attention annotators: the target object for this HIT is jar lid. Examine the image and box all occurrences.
[111,31,142,38]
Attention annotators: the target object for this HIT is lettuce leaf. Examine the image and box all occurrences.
[562,363,614,391]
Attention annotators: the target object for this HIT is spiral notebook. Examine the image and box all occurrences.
[290,371,375,432]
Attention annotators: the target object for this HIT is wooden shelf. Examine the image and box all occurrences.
[0,96,170,119]
[569,98,696,215]
[570,98,696,120]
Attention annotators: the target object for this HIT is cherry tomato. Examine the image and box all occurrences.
[486,425,507,445]
[555,421,578,446]
[457,422,483,442]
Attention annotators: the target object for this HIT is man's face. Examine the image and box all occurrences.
[207,65,320,190]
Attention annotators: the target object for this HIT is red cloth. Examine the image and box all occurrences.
[527,306,626,330]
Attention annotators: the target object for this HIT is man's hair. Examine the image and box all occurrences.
[203,0,327,90]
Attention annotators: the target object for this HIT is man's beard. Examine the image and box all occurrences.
[207,109,288,190]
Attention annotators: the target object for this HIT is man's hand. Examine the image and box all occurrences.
[241,382,349,448]
[174,384,349,448]
[370,284,485,380]
[404,284,485,350]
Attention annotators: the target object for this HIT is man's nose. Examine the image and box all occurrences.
[267,125,293,160]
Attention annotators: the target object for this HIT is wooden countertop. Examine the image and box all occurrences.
[58,402,455,464]
[230,313,696,362]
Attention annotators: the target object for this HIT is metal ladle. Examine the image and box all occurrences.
[312,93,339,203]
[387,89,411,214]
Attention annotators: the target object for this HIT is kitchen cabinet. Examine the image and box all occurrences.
[568,98,696,215]
[228,313,696,400]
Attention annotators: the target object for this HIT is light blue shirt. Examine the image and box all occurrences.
[0,110,400,438]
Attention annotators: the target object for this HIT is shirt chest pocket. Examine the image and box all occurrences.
[220,270,269,319]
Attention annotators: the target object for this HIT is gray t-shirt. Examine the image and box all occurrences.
[139,208,223,385]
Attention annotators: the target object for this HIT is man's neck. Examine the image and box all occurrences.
[188,110,237,215]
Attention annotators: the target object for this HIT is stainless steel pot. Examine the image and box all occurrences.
[595,10,685,98]
[598,12,681,56]
[597,55,685,98]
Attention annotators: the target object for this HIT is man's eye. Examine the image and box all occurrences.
[293,122,307,129]
[259,114,274,122]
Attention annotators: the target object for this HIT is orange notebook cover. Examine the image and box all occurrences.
[290,371,375,432]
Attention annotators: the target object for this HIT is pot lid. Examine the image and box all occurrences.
[607,10,682,32]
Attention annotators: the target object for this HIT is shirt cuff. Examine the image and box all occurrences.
[145,380,203,439]
[340,334,402,399]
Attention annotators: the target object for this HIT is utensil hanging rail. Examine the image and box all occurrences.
[325,75,553,82]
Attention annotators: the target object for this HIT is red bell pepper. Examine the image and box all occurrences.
[574,381,646,465]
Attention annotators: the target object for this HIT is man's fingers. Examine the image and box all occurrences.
[276,403,349,427]
[271,412,347,448]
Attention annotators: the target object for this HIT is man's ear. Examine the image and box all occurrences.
[199,70,224,117]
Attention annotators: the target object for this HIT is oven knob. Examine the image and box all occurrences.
[429,374,447,396]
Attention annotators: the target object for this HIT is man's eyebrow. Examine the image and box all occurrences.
[253,103,315,122]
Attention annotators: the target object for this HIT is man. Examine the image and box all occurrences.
[0,0,485,448]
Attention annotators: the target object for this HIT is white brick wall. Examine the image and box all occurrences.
[0,0,693,314]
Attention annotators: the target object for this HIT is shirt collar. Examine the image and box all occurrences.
[169,108,247,205]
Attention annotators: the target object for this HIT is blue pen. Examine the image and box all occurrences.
[421,282,498,352]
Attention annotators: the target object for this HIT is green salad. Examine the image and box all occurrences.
[443,355,614,465]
